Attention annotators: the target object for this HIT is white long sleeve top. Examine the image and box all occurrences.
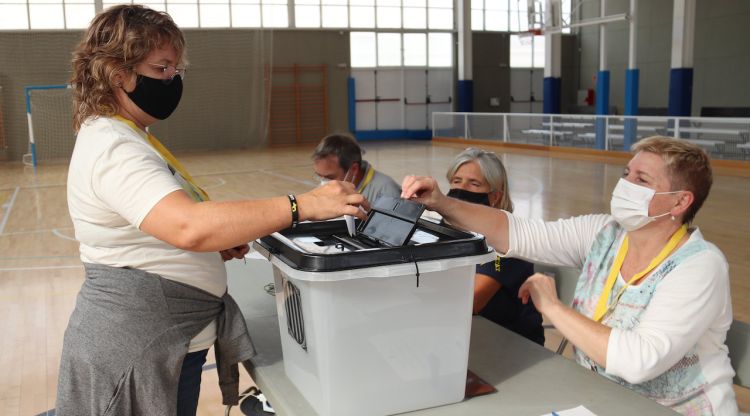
[503,213,737,415]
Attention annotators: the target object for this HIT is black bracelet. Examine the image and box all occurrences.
[287,194,299,228]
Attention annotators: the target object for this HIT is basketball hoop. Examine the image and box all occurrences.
[518,28,543,45]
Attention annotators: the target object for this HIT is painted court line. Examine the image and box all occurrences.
[0,226,74,237]
[202,177,227,190]
[52,228,78,242]
[258,169,317,187]
[0,255,78,261]
[0,182,65,191]
[0,265,83,272]
[0,186,20,235]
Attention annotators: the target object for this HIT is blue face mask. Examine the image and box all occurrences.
[126,74,183,120]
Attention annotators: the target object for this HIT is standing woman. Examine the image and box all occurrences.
[444,148,543,345]
[58,5,365,415]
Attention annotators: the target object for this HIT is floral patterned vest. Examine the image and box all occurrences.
[571,221,714,415]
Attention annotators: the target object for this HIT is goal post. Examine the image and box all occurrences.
[23,84,72,167]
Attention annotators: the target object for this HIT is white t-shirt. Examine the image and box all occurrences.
[67,116,226,352]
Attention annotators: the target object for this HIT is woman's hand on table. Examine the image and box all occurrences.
[518,272,563,315]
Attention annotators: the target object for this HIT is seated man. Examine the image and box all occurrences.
[312,133,401,204]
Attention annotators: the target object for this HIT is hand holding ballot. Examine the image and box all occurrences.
[299,180,368,223]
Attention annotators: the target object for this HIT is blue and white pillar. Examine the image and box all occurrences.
[668,0,695,117]
[623,0,639,150]
[595,0,610,149]
[543,0,562,114]
[457,0,473,113]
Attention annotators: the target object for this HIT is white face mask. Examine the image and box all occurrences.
[319,178,330,187]
[610,178,681,231]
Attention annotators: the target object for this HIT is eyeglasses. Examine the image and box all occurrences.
[146,62,187,80]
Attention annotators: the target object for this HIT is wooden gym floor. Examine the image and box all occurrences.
[0,140,747,415]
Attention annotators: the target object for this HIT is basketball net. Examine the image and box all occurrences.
[518,28,543,45]
[518,0,544,45]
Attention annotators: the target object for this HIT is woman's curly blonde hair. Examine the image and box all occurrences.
[71,4,185,131]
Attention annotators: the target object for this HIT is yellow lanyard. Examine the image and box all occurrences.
[356,163,375,193]
[592,224,688,322]
[113,115,209,202]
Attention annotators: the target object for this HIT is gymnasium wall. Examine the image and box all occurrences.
[0,31,80,162]
[578,0,750,115]
[0,29,349,162]
[472,32,512,113]
[471,33,578,114]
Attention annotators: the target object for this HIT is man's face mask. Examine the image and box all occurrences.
[126,74,183,120]
[446,188,491,206]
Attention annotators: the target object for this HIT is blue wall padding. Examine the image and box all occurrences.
[543,77,561,114]
[457,80,473,113]
[668,67,693,116]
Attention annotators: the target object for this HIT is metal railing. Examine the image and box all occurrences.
[432,112,750,161]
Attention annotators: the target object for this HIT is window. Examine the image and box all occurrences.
[376,0,400,29]
[484,1,509,32]
[296,0,321,28]
[427,0,451,29]
[350,31,376,67]
[66,0,96,29]
[351,31,451,68]
[200,0,231,28]
[29,0,64,29]
[510,34,544,68]
[561,0,571,34]
[402,0,426,30]
[472,0,571,34]
[231,0,262,27]
[0,0,29,30]
[0,0,98,29]
[470,0,483,31]
[322,0,348,27]
[403,33,426,66]
[428,32,451,67]
[262,0,288,27]
[167,0,200,28]
[377,32,401,66]
[0,0,460,30]
[350,0,375,28]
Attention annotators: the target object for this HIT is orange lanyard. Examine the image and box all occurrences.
[592,225,688,322]
[114,115,209,202]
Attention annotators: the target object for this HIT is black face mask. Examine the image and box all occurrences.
[126,74,183,120]
[447,188,491,206]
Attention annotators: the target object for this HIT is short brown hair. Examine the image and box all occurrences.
[312,133,363,170]
[70,5,186,131]
[631,136,712,224]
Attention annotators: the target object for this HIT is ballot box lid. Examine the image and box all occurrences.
[254,216,490,272]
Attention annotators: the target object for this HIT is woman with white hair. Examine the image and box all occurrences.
[445,148,543,345]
